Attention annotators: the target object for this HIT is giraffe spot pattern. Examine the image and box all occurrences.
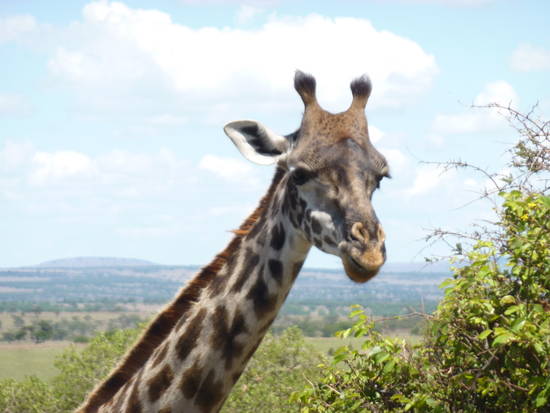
[151,342,169,369]
[311,217,322,234]
[323,236,336,248]
[289,209,299,229]
[100,371,127,404]
[179,361,202,400]
[148,364,174,403]
[246,275,277,319]
[288,189,298,210]
[211,305,248,369]
[159,407,172,413]
[195,370,224,413]
[208,253,239,298]
[270,223,286,251]
[176,308,207,361]
[230,249,260,293]
[268,259,283,285]
[174,313,189,332]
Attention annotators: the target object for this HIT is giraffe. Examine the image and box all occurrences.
[77,70,389,413]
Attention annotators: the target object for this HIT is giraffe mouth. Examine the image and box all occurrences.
[341,245,385,284]
[342,256,381,283]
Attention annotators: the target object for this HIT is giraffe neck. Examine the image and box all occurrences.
[78,168,312,413]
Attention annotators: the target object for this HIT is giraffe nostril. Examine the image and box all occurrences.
[350,222,368,244]
[351,222,385,246]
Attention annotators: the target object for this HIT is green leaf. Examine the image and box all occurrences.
[511,318,526,332]
[383,360,396,374]
[349,309,364,318]
[478,329,492,340]
[504,305,521,315]
[439,278,455,289]
[500,295,516,305]
[536,393,548,408]
[493,332,515,346]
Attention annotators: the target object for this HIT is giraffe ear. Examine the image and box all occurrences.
[224,120,290,165]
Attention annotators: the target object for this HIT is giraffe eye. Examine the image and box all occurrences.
[292,167,314,185]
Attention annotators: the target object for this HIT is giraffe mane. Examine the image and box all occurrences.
[79,167,286,412]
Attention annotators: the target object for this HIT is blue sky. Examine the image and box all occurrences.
[1,0,548,268]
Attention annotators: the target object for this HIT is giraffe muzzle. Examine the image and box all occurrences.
[341,222,386,283]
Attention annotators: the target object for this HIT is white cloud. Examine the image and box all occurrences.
[473,81,518,107]
[46,2,437,112]
[432,81,517,135]
[406,164,451,196]
[369,125,384,143]
[0,141,193,202]
[199,154,255,183]
[30,151,95,185]
[0,15,37,44]
[380,148,409,175]
[510,44,550,72]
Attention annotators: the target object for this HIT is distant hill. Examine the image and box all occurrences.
[1,259,449,312]
[37,257,159,268]
[33,257,450,272]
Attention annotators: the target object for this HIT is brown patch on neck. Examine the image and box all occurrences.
[77,167,286,413]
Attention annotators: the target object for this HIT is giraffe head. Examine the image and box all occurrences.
[224,71,388,283]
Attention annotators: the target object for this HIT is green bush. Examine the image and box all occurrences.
[293,194,549,412]
[0,376,58,413]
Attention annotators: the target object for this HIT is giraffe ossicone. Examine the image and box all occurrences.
[77,70,389,413]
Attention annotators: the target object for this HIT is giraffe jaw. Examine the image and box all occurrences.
[342,255,382,283]
[340,243,385,283]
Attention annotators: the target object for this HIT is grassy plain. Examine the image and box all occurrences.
[0,332,421,382]
[0,341,85,381]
